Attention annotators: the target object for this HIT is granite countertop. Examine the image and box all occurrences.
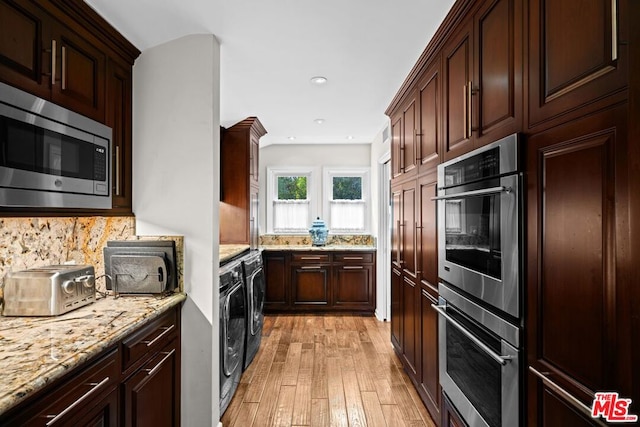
[260,245,376,251]
[219,244,251,263]
[0,292,186,415]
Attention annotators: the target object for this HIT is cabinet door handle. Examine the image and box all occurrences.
[61,46,67,90]
[611,0,618,61]
[528,367,608,426]
[142,324,175,347]
[114,145,121,196]
[467,81,473,138]
[462,83,468,139]
[51,40,57,86]
[343,266,363,270]
[145,349,176,377]
[300,266,321,270]
[45,376,110,425]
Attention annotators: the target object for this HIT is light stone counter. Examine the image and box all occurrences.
[260,245,376,251]
[0,292,186,415]
[219,244,250,264]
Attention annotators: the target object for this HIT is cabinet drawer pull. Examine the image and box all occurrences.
[343,266,363,270]
[528,367,607,426]
[142,324,175,347]
[45,376,110,426]
[145,349,176,377]
[300,266,321,270]
[300,256,322,260]
[342,256,363,260]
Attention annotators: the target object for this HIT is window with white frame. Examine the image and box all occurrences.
[267,168,315,233]
[323,168,370,233]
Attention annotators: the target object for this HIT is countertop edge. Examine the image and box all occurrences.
[260,245,377,252]
[0,292,186,416]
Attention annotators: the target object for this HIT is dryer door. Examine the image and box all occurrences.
[223,283,246,376]
[248,267,265,336]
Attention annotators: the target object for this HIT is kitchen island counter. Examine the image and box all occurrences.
[0,292,186,415]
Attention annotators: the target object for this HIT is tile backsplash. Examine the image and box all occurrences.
[0,217,183,292]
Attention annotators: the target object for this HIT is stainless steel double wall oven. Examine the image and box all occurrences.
[433,134,523,427]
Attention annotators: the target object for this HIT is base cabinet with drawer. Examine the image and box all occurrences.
[264,250,376,313]
[0,304,181,427]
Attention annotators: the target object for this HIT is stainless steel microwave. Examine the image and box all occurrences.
[0,82,112,209]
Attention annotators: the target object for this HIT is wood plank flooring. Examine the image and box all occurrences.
[221,314,436,427]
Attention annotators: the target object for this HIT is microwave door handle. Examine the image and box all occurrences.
[430,185,511,201]
[431,304,515,365]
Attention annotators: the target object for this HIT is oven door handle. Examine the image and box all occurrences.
[432,304,515,366]
[430,186,511,201]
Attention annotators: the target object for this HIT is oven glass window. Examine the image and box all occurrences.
[445,192,501,279]
[447,323,502,427]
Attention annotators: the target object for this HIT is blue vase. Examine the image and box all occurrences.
[309,217,329,246]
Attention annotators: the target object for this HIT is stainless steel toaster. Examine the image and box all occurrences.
[2,265,96,316]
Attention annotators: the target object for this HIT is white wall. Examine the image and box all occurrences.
[133,34,221,426]
[259,143,371,233]
[369,122,391,320]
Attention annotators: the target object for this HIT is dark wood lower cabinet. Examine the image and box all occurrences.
[292,265,330,307]
[420,288,440,421]
[264,252,289,311]
[0,305,181,426]
[390,268,403,350]
[441,392,467,427]
[527,106,633,424]
[401,275,419,376]
[123,339,180,427]
[263,250,376,313]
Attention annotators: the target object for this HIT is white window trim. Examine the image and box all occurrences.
[322,167,371,234]
[266,167,318,234]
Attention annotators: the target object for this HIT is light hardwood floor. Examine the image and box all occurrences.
[221,314,437,427]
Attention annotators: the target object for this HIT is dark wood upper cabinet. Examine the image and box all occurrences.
[0,0,139,216]
[0,0,106,122]
[417,59,441,174]
[220,117,267,247]
[443,0,522,160]
[473,0,522,145]
[391,115,403,179]
[442,17,473,160]
[0,0,49,99]
[106,57,132,213]
[528,0,628,129]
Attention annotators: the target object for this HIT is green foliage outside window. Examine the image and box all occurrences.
[333,177,362,200]
[277,176,307,200]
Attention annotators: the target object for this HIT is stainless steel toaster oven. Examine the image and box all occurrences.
[2,265,96,316]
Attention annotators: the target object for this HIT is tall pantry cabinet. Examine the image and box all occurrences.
[220,117,267,248]
[387,0,637,425]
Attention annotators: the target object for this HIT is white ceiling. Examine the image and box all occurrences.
[85,0,456,146]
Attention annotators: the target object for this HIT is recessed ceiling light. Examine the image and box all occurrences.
[347,136,354,140]
[288,136,296,141]
[314,118,325,125]
[310,76,328,85]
